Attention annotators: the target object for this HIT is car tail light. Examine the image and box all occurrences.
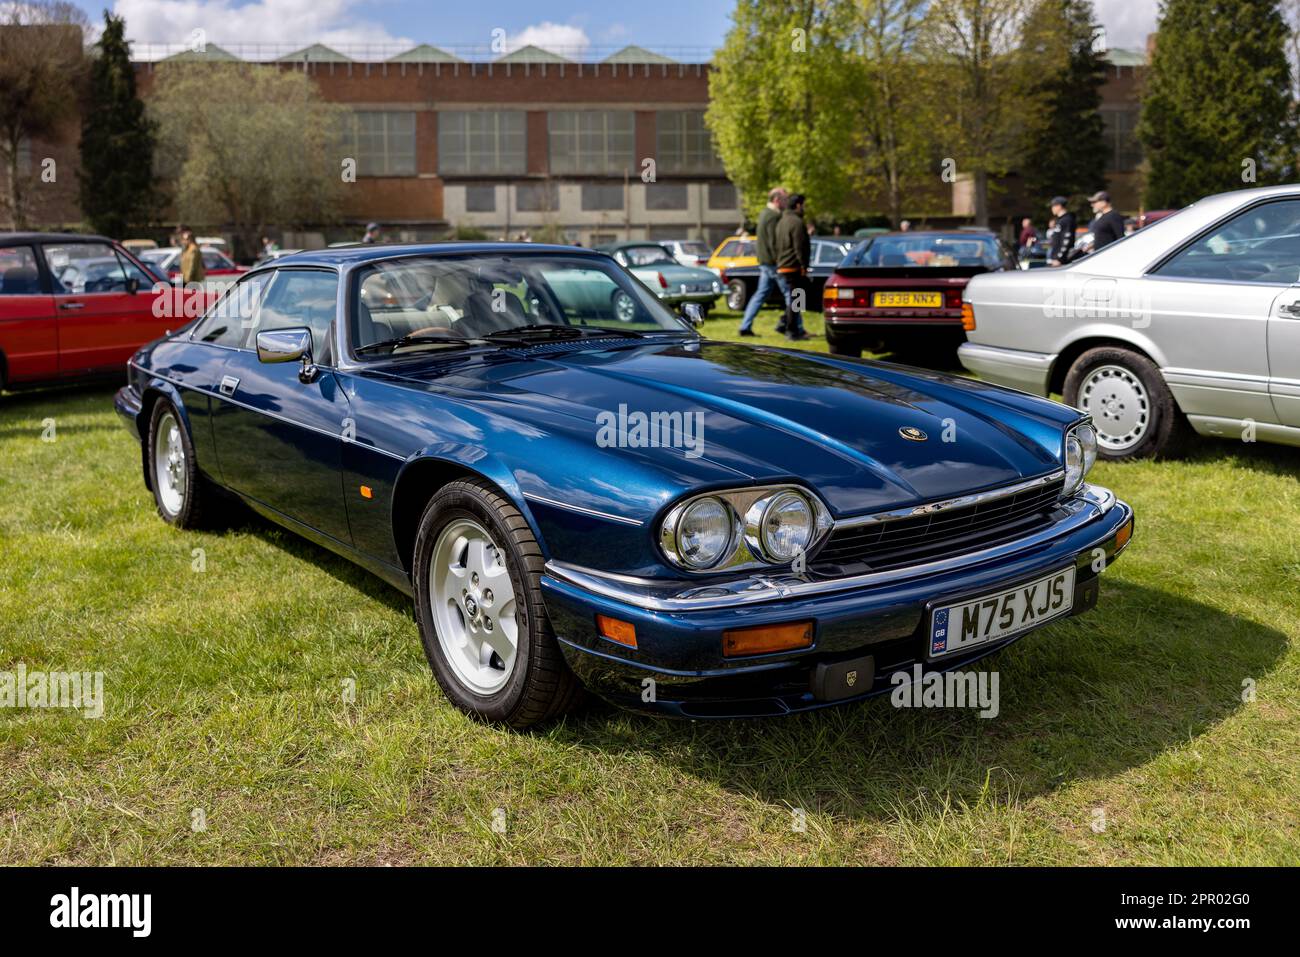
[961,302,976,331]
[722,621,814,657]
[656,272,668,289]
[718,269,728,283]
[696,258,708,266]
[944,289,962,310]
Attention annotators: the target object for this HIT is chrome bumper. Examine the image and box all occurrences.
[545,484,1122,613]
[957,342,1056,396]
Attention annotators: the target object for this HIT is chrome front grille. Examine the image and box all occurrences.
[814,475,1067,572]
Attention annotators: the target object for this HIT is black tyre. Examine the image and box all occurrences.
[146,398,230,528]
[413,479,583,728]
[826,327,862,358]
[1062,346,1191,460]
[726,279,747,311]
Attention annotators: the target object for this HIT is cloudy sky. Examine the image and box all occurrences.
[66,0,1162,57]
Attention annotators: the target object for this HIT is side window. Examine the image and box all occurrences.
[254,269,339,364]
[113,250,156,288]
[1154,199,1300,284]
[191,271,275,348]
[718,241,739,258]
[202,250,230,270]
[42,242,127,294]
[0,245,42,295]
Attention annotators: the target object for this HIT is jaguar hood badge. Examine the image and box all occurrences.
[899,426,928,442]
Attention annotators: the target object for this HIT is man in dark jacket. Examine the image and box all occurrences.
[1088,191,1126,251]
[1048,196,1076,265]
[775,193,812,341]
[738,187,789,336]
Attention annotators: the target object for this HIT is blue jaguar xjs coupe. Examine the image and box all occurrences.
[115,243,1134,727]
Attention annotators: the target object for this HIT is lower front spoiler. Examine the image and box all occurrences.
[542,489,1132,719]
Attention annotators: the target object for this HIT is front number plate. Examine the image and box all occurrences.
[928,567,1075,659]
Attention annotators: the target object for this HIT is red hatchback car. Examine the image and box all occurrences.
[822,230,1016,358]
[0,233,176,391]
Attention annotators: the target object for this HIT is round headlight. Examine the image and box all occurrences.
[760,491,813,562]
[1063,423,1097,494]
[674,497,733,568]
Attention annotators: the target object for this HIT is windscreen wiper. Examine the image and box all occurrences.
[353,332,529,355]
[480,324,652,342]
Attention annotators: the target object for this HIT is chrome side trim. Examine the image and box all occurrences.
[130,361,407,461]
[523,493,646,527]
[544,485,1120,612]
[833,469,1066,529]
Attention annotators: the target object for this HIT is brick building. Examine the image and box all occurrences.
[2,39,1148,243]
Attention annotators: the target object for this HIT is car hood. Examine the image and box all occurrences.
[379,339,1076,517]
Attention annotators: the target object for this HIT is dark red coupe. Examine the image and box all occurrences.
[822,230,1017,358]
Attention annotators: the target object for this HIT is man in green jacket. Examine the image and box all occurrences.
[775,194,811,341]
[738,187,789,336]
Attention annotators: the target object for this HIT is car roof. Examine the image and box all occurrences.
[276,241,611,269]
[0,232,115,245]
[865,230,998,239]
[596,241,671,251]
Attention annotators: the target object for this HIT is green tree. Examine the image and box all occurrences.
[1019,0,1106,209]
[707,0,859,219]
[150,62,345,257]
[851,0,933,228]
[78,12,157,237]
[920,0,1047,225]
[0,1,87,229]
[1138,0,1297,208]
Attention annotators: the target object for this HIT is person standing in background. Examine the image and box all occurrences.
[1088,191,1126,251]
[179,226,205,286]
[738,186,790,337]
[1048,196,1076,266]
[361,222,381,244]
[1018,217,1038,253]
[775,193,812,342]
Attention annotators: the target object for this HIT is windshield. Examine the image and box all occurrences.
[845,234,1002,268]
[350,253,695,357]
[621,245,675,266]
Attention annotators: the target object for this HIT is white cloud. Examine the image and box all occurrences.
[503,21,590,57]
[112,0,411,57]
[1091,0,1160,52]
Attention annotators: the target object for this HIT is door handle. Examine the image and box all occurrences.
[219,375,240,396]
[58,301,85,310]
[1280,301,1300,318]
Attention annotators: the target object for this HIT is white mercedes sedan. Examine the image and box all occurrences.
[960,185,1300,459]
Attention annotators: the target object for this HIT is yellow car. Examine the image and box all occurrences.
[705,234,758,310]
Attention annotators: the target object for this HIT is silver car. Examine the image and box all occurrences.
[960,185,1300,459]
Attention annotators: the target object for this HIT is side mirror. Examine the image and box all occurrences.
[256,327,318,382]
[683,302,705,326]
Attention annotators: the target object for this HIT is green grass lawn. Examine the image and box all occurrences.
[2,313,1298,864]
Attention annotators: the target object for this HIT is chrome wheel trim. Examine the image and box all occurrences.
[153,410,187,516]
[1079,364,1150,452]
[429,518,518,696]
[612,290,636,323]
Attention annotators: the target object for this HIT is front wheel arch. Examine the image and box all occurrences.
[390,458,543,576]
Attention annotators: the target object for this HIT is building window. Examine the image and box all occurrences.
[656,111,723,174]
[465,185,496,212]
[581,183,624,211]
[516,182,558,212]
[343,111,416,176]
[1101,108,1142,173]
[646,182,688,211]
[549,111,634,175]
[439,111,526,176]
[708,182,737,210]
